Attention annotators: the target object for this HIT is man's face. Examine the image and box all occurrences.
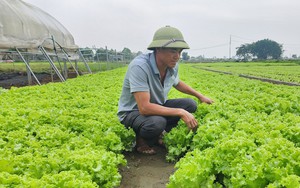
[157,48,183,68]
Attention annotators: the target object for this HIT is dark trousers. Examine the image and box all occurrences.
[121,98,197,146]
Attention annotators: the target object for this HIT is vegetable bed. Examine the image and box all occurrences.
[165,65,300,187]
[0,69,135,187]
[1,62,299,187]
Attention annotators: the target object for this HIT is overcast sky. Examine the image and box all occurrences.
[24,0,300,58]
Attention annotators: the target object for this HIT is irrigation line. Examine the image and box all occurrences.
[193,66,300,86]
[238,74,300,86]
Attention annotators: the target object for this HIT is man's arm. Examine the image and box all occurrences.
[133,91,198,129]
[174,81,214,104]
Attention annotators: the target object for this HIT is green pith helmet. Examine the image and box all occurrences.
[147,25,190,50]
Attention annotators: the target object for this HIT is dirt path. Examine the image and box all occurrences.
[119,146,175,188]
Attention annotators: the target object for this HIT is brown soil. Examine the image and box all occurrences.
[0,72,78,89]
[119,146,175,188]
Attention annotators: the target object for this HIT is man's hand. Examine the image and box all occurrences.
[174,81,214,105]
[199,96,214,104]
[179,109,198,130]
[133,91,201,130]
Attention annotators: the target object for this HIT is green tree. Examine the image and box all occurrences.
[253,39,283,59]
[236,39,283,60]
[95,48,107,61]
[236,44,254,60]
[122,47,131,54]
[122,47,132,61]
[181,52,190,61]
[80,47,94,61]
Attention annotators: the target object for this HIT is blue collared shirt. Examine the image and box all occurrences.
[117,52,180,121]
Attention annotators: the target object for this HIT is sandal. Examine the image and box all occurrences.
[157,131,166,148]
[136,136,157,155]
[136,145,156,155]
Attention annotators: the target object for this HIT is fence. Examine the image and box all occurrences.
[0,44,137,88]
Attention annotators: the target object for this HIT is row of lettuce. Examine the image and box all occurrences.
[165,65,300,187]
[191,62,300,84]
[0,70,135,187]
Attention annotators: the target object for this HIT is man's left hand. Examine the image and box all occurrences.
[199,96,214,104]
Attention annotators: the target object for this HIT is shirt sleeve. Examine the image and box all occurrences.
[128,65,149,93]
[173,74,180,86]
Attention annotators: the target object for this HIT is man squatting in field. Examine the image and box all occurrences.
[117,26,213,155]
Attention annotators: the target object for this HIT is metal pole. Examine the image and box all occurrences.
[64,54,80,76]
[15,48,41,85]
[63,60,68,79]
[51,35,64,76]
[25,58,32,85]
[75,60,78,71]
[53,40,80,76]
[106,46,108,61]
[229,35,232,59]
[39,46,65,82]
[78,50,92,74]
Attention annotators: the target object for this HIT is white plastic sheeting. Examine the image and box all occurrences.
[0,0,78,50]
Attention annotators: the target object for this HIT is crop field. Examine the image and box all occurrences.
[0,61,126,73]
[0,62,299,187]
[192,61,300,84]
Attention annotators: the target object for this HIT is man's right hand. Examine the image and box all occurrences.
[179,109,198,130]
[134,92,199,130]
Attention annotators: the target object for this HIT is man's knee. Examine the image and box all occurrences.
[185,98,197,113]
[140,116,166,139]
[164,98,197,113]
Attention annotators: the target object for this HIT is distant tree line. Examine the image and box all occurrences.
[1,39,295,63]
[236,39,283,61]
[80,47,194,62]
[12,39,284,63]
[80,47,142,62]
